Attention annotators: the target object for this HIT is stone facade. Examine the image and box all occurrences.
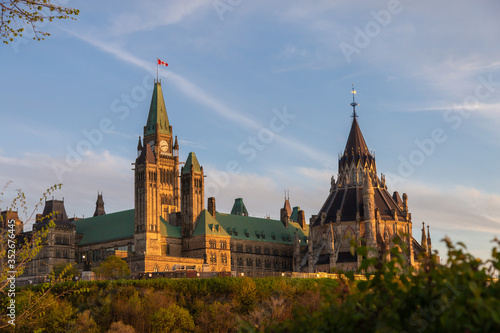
[301,101,430,273]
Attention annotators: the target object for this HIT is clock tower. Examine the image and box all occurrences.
[134,81,180,255]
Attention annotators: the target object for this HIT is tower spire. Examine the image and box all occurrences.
[421,222,428,251]
[350,84,358,119]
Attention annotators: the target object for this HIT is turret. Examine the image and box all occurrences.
[421,222,428,253]
[180,152,205,237]
[230,198,248,216]
[402,193,409,219]
[137,136,142,157]
[173,136,179,157]
[93,192,106,217]
[280,194,292,227]
[427,225,432,254]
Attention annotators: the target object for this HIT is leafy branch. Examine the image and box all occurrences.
[0,0,79,44]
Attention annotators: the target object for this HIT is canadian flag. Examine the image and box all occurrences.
[157,58,168,67]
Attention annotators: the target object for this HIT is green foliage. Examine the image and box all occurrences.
[12,292,76,332]
[67,310,100,333]
[50,262,79,282]
[264,238,500,333]
[0,183,64,331]
[195,301,236,333]
[93,255,131,280]
[0,277,336,332]
[151,304,195,333]
[0,0,79,44]
[233,277,257,314]
[9,241,499,333]
[1,183,62,288]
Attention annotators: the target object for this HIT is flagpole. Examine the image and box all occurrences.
[156,59,158,83]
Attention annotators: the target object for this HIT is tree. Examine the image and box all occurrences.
[68,310,100,333]
[107,321,136,333]
[264,237,500,332]
[0,183,64,331]
[0,0,79,44]
[50,262,79,282]
[93,255,131,280]
[0,182,62,291]
[150,305,195,333]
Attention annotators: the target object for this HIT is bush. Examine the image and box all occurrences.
[51,262,79,282]
[265,238,500,332]
[93,255,130,280]
[195,301,237,333]
[150,304,195,333]
[68,310,99,333]
[107,321,136,333]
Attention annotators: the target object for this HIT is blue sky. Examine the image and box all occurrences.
[1,0,500,261]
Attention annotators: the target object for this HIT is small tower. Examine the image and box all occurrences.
[427,225,432,254]
[280,193,292,227]
[137,136,143,158]
[93,192,106,217]
[180,152,205,237]
[230,198,248,216]
[173,136,179,157]
[402,193,409,220]
[421,222,428,254]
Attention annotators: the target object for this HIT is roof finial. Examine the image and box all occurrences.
[350,84,358,119]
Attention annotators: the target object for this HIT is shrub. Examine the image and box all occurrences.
[107,321,136,333]
[264,238,500,332]
[67,310,99,333]
[232,277,257,314]
[150,304,195,333]
[93,255,130,280]
[195,301,237,333]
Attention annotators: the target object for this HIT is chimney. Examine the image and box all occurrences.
[208,197,216,218]
[297,209,306,230]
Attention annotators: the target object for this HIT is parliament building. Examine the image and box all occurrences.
[7,82,432,280]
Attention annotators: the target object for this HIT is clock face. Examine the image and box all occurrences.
[148,140,155,152]
[159,140,168,152]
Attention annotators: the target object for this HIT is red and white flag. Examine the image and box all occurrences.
[157,58,168,67]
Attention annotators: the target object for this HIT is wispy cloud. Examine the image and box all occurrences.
[103,0,212,36]
[61,28,331,165]
[404,181,500,235]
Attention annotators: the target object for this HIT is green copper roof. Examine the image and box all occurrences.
[215,212,308,245]
[182,152,201,174]
[192,210,230,237]
[230,198,248,216]
[290,206,300,222]
[160,216,181,238]
[144,82,171,136]
[74,209,134,246]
